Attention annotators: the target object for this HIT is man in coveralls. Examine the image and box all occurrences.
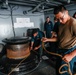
[30,29,44,61]
[44,16,53,38]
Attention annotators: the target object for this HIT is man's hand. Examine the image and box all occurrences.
[62,50,76,63]
[34,47,39,50]
[62,53,74,63]
[51,32,57,38]
[30,46,33,50]
[42,37,48,42]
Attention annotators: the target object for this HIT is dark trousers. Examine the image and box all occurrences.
[33,40,43,60]
[49,42,57,53]
[46,32,52,38]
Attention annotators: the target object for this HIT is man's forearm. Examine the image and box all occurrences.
[36,45,41,49]
[31,42,34,47]
[70,49,76,57]
[47,37,57,42]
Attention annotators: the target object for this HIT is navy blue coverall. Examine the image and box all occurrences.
[44,21,53,38]
[31,30,44,59]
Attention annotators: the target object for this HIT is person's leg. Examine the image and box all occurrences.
[60,60,70,75]
[60,56,76,75]
[46,32,52,38]
[38,46,43,61]
[70,56,76,73]
[49,42,56,52]
[56,56,62,75]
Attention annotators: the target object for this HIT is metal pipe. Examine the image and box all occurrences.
[9,5,15,37]
[27,0,62,12]
[8,1,36,7]
[40,8,54,12]
[29,2,46,12]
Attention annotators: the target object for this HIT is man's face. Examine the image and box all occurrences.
[55,11,68,24]
[46,18,50,22]
[33,32,38,37]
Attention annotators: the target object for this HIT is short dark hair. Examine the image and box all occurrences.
[46,16,50,19]
[32,29,38,34]
[54,5,66,15]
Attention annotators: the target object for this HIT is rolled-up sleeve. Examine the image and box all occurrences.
[31,37,34,42]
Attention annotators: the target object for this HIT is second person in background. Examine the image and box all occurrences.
[44,16,53,38]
